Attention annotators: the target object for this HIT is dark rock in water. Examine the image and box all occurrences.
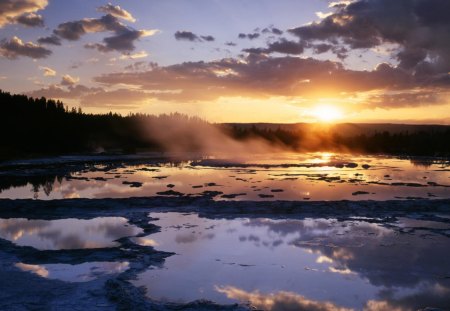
[201,190,223,197]
[346,163,358,168]
[362,164,371,169]
[258,194,274,198]
[221,193,246,199]
[352,191,370,196]
[94,177,107,181]
[205,182,218,187]
[166,184,175,188]
[271,189,284,192]
[152,176,168,179]
[122,181,143,188]
[156,190,184,196]
[137,168,159,172]
[192,185,203,188]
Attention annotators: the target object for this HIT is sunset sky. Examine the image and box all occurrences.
[0,0,449,123]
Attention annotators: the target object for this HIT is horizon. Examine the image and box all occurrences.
[0,0,449,124]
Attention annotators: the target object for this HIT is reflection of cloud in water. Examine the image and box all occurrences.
[243,218,450,289]
[132,237,159,247]
[15,263,49,278]
[0,219,50,241]
[15,261,130,282]
[0,217,141,250]
[367,282,450,311]
[175,233,197,244]
[216,284,450,311]
[216,286,351,311]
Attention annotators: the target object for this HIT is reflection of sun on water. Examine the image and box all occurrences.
[311,105,343,122]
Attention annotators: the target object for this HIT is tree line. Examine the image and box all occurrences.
[1,90,449,159]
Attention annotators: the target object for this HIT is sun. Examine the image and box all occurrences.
[311,105,343,122]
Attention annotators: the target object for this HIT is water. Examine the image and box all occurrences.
[14,261,129,282]
[0,217,142,250]
[0,153,449,201]
[1,211,449,309]
[133,212,450,310]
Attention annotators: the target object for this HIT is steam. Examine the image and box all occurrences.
[136,116,285,157]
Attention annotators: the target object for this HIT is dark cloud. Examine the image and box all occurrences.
[225,41,237,47]
[0,0,47,27]
[265,39,305,55]
[243,39,305,55]
[97,3,136,22]
[53,14,124,40]
[102,29,149,52]
[288,0,450,74]
[52,14,156,52]
[0,36,51,59]
[15,12,44,27]
[174,31,215,42]
[174,31,200,42]
[238,33,260,40]
[261,26,283,35]
[364,89,449,109]
[37,35,61,46]
[93,54,432,103]
[200,35,215,42]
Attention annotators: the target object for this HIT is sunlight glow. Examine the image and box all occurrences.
[311,105,343,122]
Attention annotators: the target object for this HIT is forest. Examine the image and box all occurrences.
[1,90,449,159]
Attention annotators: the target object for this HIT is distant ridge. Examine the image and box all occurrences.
[223,123,450,137]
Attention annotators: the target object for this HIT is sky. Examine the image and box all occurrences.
[0,0,449,124]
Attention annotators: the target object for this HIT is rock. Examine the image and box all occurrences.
[352,191,370,196]
[156,190,184,196]
[122,181,143,187]
[258,194,274,198]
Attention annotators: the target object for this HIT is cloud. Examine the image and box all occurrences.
[37,35,61,46]
[15,12,44,27]
[238,32,260,40]
[119,50,148,60]
[53,14,157,52]
[0,36,51,59]
[174,31,215,42]
[26,84,101,100]
[93,54,427,103]
[97,3,136,22]
[244,39,306,55]
[39,66,56,76]
[61,74,79,86]
[80,88,149,109]
[364,89,450,109]
[215,286,351,311]
[261,26,283,35]
[288,0,450,74]
[0,0,47,27]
